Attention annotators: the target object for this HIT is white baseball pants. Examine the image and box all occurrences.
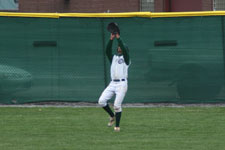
[98,80,128,112]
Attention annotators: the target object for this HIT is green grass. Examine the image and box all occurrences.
[0,106,225,150]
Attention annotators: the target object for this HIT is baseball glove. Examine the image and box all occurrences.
[107,22,120,35]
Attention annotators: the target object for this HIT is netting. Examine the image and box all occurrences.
[214,0,225,10]
[140,0,155,12]
[0,14,224,104]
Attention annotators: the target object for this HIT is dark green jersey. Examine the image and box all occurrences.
[106,38,130,65]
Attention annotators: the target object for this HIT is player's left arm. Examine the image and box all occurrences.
[116,34,130,65]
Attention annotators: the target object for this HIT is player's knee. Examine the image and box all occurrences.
[98,98,107,107]
[114,105,122,112]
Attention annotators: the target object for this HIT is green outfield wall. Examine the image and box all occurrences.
[0,12,224,104]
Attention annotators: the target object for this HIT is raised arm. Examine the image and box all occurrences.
[116,34,130,65]
[106,34,116,63]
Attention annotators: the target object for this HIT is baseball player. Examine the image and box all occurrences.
[98,33,130,132]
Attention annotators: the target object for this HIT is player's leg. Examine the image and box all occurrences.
[98,82,115,125]
[114,82,128,131]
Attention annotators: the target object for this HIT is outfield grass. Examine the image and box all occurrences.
[0,106,225,150]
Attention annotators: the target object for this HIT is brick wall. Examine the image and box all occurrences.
[19,0,55,12]
[154,0,212,12]
[154,0,164,12]
[18,0,213,13]
[19,0,140,13]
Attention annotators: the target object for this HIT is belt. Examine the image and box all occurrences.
[113,79,125,82]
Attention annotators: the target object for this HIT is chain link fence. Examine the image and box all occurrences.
[140,0,155,12]
[213,0,225,10]
[0,14,225,104]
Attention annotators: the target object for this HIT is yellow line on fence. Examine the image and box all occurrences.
[151,11,225,18]
[59,12,152,18]
[1,11,225,18]
[0,12,59,18]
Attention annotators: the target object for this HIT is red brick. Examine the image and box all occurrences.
[18,0,213,13]
[19,0,139,13]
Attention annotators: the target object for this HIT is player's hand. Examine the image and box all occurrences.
[110,33,116,40]
[116,33,120,39]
